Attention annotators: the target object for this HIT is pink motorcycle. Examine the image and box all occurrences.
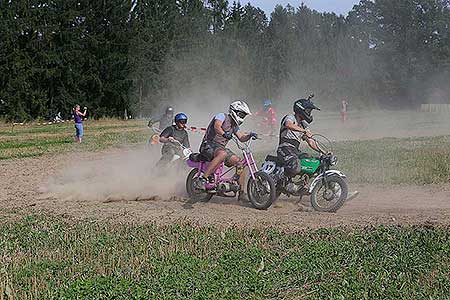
[186,136,276,210]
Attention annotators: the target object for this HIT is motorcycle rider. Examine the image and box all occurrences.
[156,113,190,167]
[148,105,175,131]
[254,99,277,135]
[277,98,323,192]
[196,100,257,201]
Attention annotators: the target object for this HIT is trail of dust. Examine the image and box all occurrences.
[40,146,187,203]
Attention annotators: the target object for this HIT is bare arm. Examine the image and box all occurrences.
[285,120,312,138]
[214,119,226,136]
[235,130,252,142]
[159,136,175,143]
[306,138,325,154]
[77,109,87,117]
[159,127,175,144]
[285,120,306,133]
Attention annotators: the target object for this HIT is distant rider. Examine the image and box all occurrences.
[254,99,277,135]
[148,105,175,131]
[196,100,257,201]
[157,113,190,166]
[277,98,323,192]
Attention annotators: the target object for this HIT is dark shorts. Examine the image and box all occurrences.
[156,145,178,167]
[200,141,236,167]
[277,146,301,177]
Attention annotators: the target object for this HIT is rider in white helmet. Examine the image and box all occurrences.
[197,100,257,201]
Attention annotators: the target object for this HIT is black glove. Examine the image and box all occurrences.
[249,132,258,140]
[222,132,233,140]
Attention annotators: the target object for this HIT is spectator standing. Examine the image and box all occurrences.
[73,104,87,143]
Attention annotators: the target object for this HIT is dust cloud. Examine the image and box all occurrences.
[42,146,189,202]
[42,63,450,203]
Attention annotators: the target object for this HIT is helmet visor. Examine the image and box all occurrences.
[236,111,248,119]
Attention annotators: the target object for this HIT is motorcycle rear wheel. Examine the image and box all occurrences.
[186,169,213,202]
[247,171,276,210]
[310,175,348,213]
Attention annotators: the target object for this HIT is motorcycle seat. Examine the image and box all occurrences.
[266,155,284,166]
[189,153,211,163]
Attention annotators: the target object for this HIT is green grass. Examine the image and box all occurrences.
[256,135,450,185]
[0,215,449,299]
[334,135,450,185]
[0,120,149,160]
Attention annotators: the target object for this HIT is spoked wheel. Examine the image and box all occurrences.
[186,169,213,202]
[310,176,348,212]
[247,171,276,210]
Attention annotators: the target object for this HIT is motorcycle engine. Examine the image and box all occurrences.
[286,174,310,195]
[218,182,240,193]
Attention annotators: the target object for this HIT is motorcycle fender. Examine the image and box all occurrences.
[308,170,347,193]
[186,159,200,169]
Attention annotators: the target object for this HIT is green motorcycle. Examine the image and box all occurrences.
[260,135,349,212]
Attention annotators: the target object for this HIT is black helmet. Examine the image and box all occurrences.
[293,98,320,123]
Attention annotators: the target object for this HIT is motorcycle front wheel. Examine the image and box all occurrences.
[186,169,213,202]
[310,176,348,213]
[247,171,276,210]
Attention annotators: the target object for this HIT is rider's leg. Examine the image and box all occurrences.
[228,154,247,201]
[203,149,227,178]
[277,146,301,177]
[156,146,175,167]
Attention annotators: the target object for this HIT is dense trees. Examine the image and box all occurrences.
[0,0,449,121]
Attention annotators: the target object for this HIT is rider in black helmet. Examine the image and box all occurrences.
[277,95,324,180]
[148,105,175,131]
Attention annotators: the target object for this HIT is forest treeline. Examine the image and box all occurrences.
[1,0,449,121]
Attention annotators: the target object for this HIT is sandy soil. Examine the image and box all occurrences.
[1,148,449,229]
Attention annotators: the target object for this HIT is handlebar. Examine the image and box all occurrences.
[168,139,189,150]
[232,134,258,151]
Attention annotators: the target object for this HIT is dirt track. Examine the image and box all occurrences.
[1,149,449,229]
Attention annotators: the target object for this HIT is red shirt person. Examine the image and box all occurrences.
[254,99,277,135]
[341,100,348,122]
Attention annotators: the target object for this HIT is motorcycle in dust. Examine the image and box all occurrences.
[261,135,349,212]
[155,139,193,171]
[185,136,277,210]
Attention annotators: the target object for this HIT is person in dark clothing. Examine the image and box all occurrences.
[277,98,323,179]
[148,106,174,132]
[156,113,190,166]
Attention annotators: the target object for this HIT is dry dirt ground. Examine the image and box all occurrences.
[1,147,449,229]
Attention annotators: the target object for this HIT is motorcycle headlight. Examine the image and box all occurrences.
[330,155,338,166]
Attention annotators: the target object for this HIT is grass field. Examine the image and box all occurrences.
[1,120,449,185]
[1,120,450,299]
[0,120,147,160]
[0,215,449,300]
[334,135,450,185]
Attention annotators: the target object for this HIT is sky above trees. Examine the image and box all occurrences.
[244,0,359,16]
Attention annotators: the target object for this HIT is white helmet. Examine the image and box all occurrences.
[229,100,252,125]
